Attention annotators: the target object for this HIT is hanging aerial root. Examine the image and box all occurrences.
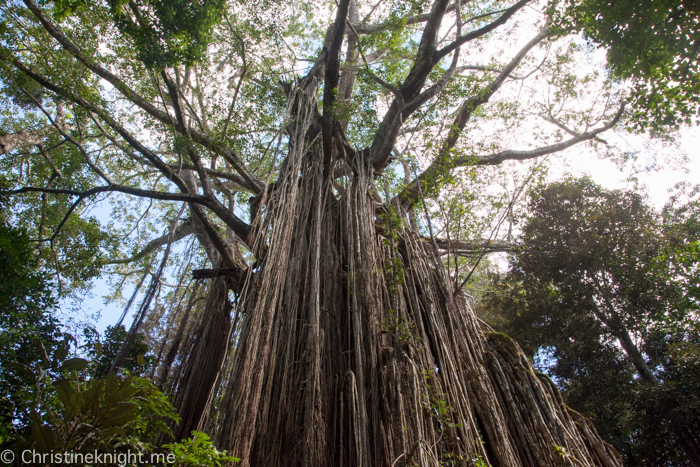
[191,87,624,467]
[172,275,233,441]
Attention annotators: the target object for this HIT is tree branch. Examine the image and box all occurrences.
[1,126,56,155]
[338,0,360,111]
[542,114,609,145]
[0,102,68,154]
[426,237,514,255]
[9,57,254,242]
[365,0,452,169]
[10,57,188,187]
[393,25,550,209]
[465,104,625,166]
[323,0,351,173]
[108,218,196,265]
[192,267,249,294]
[22,0,264,193]
[6,185,207,203]
[159,70,216,198]
[401,1,463,118]
[168,163,250,188]
[435,0,531,60]
[351,3,457,34]
[22,91,113,185]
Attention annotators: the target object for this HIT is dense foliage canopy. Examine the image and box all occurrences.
[555,0,700,132]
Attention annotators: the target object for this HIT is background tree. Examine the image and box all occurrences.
[0,212,61,445]
[0,0,678,464]
[478,178,700,464]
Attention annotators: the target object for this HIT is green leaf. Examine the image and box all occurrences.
[61,357,89,371]
[94,341,103,358]
[54,378,77,402]
[81,381,104,417]
[55,379,83,418]
[97,402,139,428]
[9,361,35,380]
[31,420,56,453]
[53,340,71,363]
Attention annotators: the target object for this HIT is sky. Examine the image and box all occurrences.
[557,125,700,206]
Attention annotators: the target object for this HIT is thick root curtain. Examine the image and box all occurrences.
[206,87,621,467]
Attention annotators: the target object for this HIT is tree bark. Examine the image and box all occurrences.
[615,327,658,385]
[172,274,233,441]
[200,87,623,467]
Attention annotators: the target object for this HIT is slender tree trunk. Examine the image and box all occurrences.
[158,281,201,387]
[615,327,657,385]
[596,292,658,386]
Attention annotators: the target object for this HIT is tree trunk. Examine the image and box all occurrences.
[172,274,233,440]
[182,87,622,466]
[615,327,657,385]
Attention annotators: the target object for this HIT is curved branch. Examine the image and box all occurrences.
[10,57,186,187]
[466,104,625,166]
[89,111,250,189]
[345,20,402,100]
[192,267,249,294]
[542,114,609,145]
[435,0,531,60]
[400,9,463,118]
[395,102,625,210]
[365,0,453,169]
[169,164,250,188]
[108,218,196,265]
[9,58,253,242]
[427,237,514,254]
[366,1,534,171]
[159,71,215,199]
[6,185,210,203]
[351,4,458,34]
